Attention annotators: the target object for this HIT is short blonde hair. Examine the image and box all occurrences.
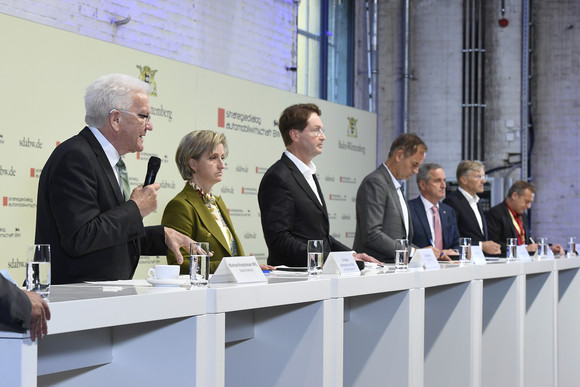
[175,130,229,180]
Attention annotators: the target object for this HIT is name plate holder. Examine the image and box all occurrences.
[409,248,440,270]
[322,251,361,276]
[471,245,486,265]
[517,245,532,262]
[209,256,267,284]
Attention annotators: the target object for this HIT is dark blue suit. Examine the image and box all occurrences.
[409,196,460,251]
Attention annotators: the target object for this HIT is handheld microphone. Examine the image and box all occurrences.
[144,156,161,186]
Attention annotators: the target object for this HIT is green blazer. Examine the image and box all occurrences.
[161,183,245,274]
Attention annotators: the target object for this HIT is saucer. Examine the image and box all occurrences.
[146,277,189,287]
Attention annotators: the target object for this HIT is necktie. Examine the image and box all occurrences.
[116,158,130,201]
[432,205,443,250]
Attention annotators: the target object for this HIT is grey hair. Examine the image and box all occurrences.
[416,162,443,187]
[175,130,229,181]
[456,160,484,181]
[85,74,152,128]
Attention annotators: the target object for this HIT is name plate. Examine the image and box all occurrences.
[546,247,555,259]
[471,245,486,265]
[322,251,361,276]
[409,248,440,270]
[517,245,532,262]
[209,256,267,284]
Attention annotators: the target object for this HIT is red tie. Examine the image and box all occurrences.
[432,206,443,250]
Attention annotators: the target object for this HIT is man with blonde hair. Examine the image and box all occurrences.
[443,160,501,255]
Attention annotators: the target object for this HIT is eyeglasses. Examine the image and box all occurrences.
[310,128,325,137]
[110,109,151,123]
[472,174,487,180]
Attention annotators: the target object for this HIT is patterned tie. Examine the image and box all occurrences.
[116,158,130,201]
[432,205,443,250]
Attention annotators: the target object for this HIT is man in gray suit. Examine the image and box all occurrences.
[354,133,432,262]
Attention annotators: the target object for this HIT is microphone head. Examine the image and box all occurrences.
[148,156,161,172]
[144,156,161,186]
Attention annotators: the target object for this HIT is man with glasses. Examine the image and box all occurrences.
[35,74,194,284]
[443,160,501,256]
[258,103,379,267]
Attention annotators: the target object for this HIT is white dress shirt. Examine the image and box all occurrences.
[285,150,322,205]
[458,186,484,234]
[384,163,409,238]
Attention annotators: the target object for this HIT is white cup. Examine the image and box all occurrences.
[148,265,179,280]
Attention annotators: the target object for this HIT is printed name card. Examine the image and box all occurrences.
[410,248,440,270]
[517,246,532,262]
[470,245,486,265]
[546,247,555,259]
[322,251,361,276]
[209,256,267,284]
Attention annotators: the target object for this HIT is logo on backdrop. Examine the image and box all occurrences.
[2,196,35,208]
[0,165,16,177]
[347,117,358,138]
[137,65,158,96]
[217,108,279,138]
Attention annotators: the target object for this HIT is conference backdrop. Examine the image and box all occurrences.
[0,13,377,284]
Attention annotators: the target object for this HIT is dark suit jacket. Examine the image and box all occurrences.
[353,165,413,262]
[258,153,350,266]
[162,183,245,274]
[35,127,166,284]
[442,189,488,245]
[486,201,531,256]
[408,197,460,251]
[0,275,31,332]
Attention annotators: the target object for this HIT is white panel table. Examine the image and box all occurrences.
[1,282,208,387]
[206,277,337,387]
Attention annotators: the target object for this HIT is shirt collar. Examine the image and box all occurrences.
[88,126,121,170]
[383,163,401,190]
[420,195,438,211]
[458,186,479,204]
[285,149,317,177]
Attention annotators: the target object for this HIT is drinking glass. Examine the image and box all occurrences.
[459,237,471,262]
[538,237,549,259]
[567,237,577,258]
[190,242,210,286]
[394,239,409,270]
[506,238,518,261]
[307,240,324,277]
[26,244,51,297]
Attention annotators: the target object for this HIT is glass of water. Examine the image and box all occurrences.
[567,237,577,258]
[190,242,210,286]
[459,237,471,262]
[394,239,409,270]
[506,238,518,261]
[26,244,51,297]
[307,240,324,277]
[538,237,549,259]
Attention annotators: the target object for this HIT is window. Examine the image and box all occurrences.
[297,0,354,106]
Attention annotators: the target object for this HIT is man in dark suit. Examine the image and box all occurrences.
[409,163,459,259]
[0,274,50,341]
[487,180,564,256]
[258,103,379,267]
[353,133,440,262]
[35,74,194,284]
[442,160,501,256]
